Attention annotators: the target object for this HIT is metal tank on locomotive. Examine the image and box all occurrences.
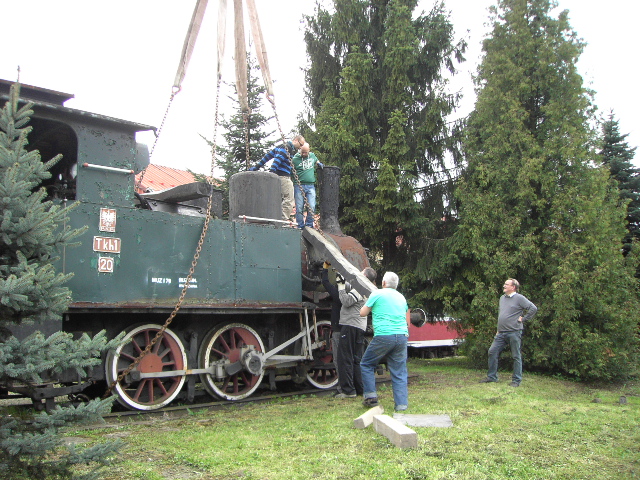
[1,79,373,411]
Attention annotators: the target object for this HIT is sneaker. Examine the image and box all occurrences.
[333,393,356,399]
[395,405,408,412]
[362,397,379,408]
[509,382,520,387]
[479,377,497,383]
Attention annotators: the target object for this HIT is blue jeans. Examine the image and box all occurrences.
[487,330,523,383]
[361,334,408,409]
[294,184,316,229]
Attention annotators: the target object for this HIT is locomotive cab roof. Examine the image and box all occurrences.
[0,78,156,133]
[1,78,155,205]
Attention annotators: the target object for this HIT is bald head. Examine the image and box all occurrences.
[301,143,310,157]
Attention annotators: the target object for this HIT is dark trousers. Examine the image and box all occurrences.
[487,330,523,384]
[337,325,365,395]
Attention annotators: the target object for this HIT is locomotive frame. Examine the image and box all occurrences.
[1,79,373,411]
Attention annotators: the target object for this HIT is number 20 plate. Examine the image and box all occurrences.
[98,256,115,273]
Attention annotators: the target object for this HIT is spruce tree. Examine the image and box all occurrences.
[0,83,122,479]
[438,0,639,380]
[214,56,275,217]
[302,0,466,302]
[599,112,639,256]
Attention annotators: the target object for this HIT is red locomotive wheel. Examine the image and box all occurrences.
[306,320,339,389]
[105,324,187,410]
[199,323,265,401]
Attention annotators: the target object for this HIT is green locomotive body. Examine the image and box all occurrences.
[2,80,373,410]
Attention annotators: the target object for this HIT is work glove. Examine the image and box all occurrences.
[317,162,324,169]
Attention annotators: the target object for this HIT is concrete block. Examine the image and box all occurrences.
[353,405,384,429]
[393,413,453,428]
[373,414,417,449]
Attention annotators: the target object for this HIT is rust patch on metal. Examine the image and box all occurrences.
[325,233,369,271]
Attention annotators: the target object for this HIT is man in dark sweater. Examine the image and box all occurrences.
[333,266,377,399]
[320,263,343,394]
[479,278,537,387]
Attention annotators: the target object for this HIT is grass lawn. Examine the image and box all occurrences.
[70,357,639,480]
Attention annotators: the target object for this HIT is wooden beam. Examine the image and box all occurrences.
[353,405,384,429]
[373,414,418,449]
[302,228,377,297]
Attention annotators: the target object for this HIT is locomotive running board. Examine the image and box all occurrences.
[302,228,377,297]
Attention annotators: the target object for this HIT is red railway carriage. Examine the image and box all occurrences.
[408,318,463,358]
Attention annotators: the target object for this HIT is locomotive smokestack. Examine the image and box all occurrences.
[318,166,342,235]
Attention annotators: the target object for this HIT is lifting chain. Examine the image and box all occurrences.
[103,79,223,400]
[243,112,251,170]
[134,86,181,193]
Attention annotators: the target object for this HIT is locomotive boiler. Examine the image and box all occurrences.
[1,79,374,411]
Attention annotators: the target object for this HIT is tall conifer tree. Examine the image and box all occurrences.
[599,112,639,256]
[0,84,121,478]
[438,0,639,380]
[302,0,466,301]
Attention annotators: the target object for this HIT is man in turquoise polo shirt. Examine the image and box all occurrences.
[359,272,409,412]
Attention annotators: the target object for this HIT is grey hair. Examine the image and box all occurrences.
[382,271,399,289]
[362,267,377,283]
[507,278,520,292]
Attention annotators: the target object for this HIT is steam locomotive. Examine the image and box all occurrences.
[1,79,378,411]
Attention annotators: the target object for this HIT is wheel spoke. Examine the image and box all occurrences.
[154,378,169,396]
[146,377,154,401]
[218,335,231,353]
[131,338,143,355]
[157,347,172,360]
[152,336,163,355]
[132,379,146,402]
[120,351,137,362]
[221,376,230,393]
[210,347,227,359]
[240,370,255,387]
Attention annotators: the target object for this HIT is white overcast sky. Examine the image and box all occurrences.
[2,0,638,174]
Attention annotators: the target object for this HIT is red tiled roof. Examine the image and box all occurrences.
[135,164,217,194]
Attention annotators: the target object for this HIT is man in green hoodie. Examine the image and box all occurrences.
[291,143,323,229]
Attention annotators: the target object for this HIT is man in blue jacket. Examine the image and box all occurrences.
[479,278,537,387]
[249,135,305,221]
